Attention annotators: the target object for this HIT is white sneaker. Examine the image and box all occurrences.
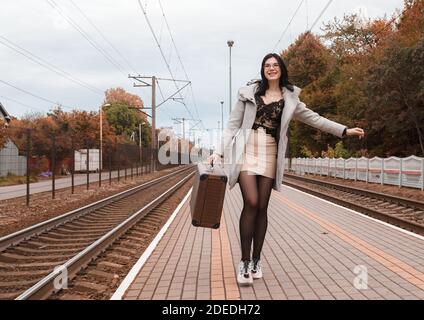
[237,260,253,286]
[250,259,263,279]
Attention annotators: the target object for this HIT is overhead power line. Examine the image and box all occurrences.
[68,0,139,75]
[252,0,333,81]
[0,35,104,96]
[372,9,404,38]
[157,0,202,124]
[308,0,334,32]
[136,0,196,122]
[0,95,46,113]
[45,0,128,78]
[0,79,72,110]
[252,0,305,81]
[272,0,305,53]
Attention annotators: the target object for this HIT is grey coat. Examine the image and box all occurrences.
[215,83,347,192]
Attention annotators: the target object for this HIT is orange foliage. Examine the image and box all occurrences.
[282,32,333,87]
[105,87,144,110]
[397,0,424,46]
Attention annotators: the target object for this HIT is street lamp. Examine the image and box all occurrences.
[130,106,149,175]
[220,101,224,137]
[227,40,234,114]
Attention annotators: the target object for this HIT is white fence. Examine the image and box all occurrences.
[285,156,424,191]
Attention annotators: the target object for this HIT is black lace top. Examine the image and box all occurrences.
[252,93,284,138]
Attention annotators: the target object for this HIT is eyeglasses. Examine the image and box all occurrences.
[264,63,280,70]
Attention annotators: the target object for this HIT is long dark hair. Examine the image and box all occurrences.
[255,53,293,96]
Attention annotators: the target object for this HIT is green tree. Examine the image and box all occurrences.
[104,103,139,138]
[334,141,351,158]
[365,37,424,156]
[283,32,341,157]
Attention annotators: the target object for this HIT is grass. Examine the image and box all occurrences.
[0,174,38,187]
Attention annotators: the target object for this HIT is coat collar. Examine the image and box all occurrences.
[238,83,301,103]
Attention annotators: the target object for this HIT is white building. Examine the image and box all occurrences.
[0,140,27,177]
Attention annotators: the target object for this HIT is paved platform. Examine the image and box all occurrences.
[112,183,424,300]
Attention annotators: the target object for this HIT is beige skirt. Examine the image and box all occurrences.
[240,128,277,179]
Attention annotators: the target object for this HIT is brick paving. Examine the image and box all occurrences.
[121,184,424,300]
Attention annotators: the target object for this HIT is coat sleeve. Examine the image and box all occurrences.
[293,100,347,138]
[215,93,245,156]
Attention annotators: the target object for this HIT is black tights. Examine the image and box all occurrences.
[238,171,274,261]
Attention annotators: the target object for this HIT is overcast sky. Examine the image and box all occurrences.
[0,0,403,142]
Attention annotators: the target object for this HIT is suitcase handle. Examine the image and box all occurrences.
[206,161,222,171]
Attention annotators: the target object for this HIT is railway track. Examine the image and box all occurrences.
[52,176,193,300]
[0,165,195,300]
[282,173,424,236]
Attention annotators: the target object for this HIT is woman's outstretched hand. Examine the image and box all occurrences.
[346,127,365,139]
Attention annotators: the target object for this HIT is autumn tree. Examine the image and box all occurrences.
[0,119,8,148]
[365,37,424,156]
[320,14,393,156]
[104,103,139,137]
[322,14,393,62]
[282,32,340,157]
[104,87,150,146]
[396,0,424,46]
[105,87,144,109]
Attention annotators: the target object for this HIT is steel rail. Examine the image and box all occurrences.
[16,171,195,300]
[0,165,194,252]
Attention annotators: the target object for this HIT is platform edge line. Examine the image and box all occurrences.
[281,184,424,241]
[110,187,193,300]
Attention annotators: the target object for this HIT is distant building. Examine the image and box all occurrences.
[0,102,11,124]
[0,140,27,177]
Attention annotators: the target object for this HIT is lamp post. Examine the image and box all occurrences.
[220,101,224,137]
[227,40,234,114]
[99,103,110,186]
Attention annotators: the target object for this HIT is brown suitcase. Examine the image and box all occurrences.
[190,162,227,229]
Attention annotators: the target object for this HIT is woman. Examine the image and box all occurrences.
[209,53,364,286]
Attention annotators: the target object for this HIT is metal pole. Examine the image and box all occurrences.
[141,147,144,176]
[381,160,384,185]
[109,150,112,185]
[125,148,127,180]
[85,141,90,190]
[86,142,90,190]
[152,76,156,172]
[26,129,30,207]
[355,158,358,181]
[139,123,142,176]
[227,40,234,114]
[366,158,369,183]
[118,146,120,182]
[218,121,220,147]
[99,106,102,188]
[182,118,185,140]
[422,158,424,191]
[220,101,224,137]
[229,45,232,113]
[71,138,75,194]
[52,133,56,199]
